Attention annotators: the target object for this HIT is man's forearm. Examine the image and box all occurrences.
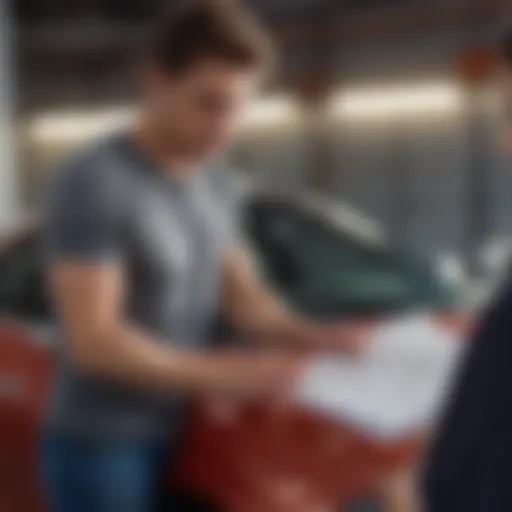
[68,322,302,398]
[222,246,317,345]
[71,323,219,392]
[228,287,370,354]
[229,289,319,346]
[382,469,420,512]
[222,247,369,353]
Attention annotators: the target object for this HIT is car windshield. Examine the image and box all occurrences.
[246,200,455,317]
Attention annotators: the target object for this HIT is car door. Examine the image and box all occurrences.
[0,230,52,512]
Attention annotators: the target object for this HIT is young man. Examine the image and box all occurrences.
[422,29,512,512]
[41,2,369,511]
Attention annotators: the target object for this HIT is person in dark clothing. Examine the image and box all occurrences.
[422,28,512,512]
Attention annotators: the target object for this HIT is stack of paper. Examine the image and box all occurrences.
[295,314,463,440]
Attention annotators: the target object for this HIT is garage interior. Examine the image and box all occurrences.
[3,0,510,292]
[0,1,511,510]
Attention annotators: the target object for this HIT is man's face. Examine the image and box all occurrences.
[497,64,512,157]
[147,59,256,159]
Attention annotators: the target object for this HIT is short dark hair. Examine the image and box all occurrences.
[148,0,272,75]
[499,26,512,66]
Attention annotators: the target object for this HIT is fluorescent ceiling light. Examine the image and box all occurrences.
[28,82,461,143]
[240,94,298,128]
[29,95,298,144]
[331,81,463,120]
[29,106,137,144]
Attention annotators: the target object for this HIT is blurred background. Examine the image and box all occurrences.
[1,1,512,511]
[3,0,511,297]
[0,1,509,291]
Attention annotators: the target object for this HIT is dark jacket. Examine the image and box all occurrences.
[423,283,512,512]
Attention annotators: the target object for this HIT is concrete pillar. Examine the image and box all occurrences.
[0,0,20,234]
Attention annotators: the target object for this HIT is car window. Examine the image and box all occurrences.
[0,233,49,321]
[246,201,443,317]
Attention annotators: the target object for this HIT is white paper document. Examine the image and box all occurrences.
[295,314,463,441]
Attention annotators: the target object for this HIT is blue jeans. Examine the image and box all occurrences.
[40,432,171,512]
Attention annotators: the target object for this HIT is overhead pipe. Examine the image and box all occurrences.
[19,0,511,55]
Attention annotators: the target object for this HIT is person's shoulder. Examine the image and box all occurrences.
[49,134,129,196]
[44,134,134,228]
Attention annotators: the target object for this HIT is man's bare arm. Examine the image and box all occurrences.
[50,261,304,398]
[381,467,420,512]
[221,246,305,340]
[221,246,371,352]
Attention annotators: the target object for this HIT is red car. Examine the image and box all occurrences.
[0,194,466,512]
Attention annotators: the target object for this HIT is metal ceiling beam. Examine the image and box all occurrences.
[18,0,510,56]
[278,0,510,47]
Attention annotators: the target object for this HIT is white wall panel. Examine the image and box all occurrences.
[0,1,20,233]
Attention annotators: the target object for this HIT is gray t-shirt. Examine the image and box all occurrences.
[44,133,240,440]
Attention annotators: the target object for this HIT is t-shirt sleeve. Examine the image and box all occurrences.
[45,158,125,262]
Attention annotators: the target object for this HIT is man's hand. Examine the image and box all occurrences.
[294,320,375,356]
[189,349,309,400]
